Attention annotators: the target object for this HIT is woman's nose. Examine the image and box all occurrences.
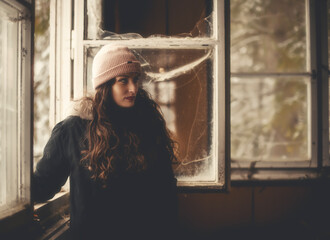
[128,79,138,94]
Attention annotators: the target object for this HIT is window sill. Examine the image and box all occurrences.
[34,190,70,239]
[231,168,330,185]
[34,191,69,211]
[177,168,330,191]
[0,203,30,222]
[0,205,32,237]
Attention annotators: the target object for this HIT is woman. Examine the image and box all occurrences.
[32,44,178,239]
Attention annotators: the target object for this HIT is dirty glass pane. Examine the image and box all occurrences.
[231,0,307,73]
[0,5,19,208]
[86,46,216,182]
[231,77,309,161]
[85,0,213,39]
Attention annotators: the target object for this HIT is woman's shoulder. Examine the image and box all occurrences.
[54,115,89,133]
[64,115,89,125]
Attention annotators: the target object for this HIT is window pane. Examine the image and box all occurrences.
[85,0,213,39]
[231,77,310,161]
[34,0,51,167]
[0,5,19,208]
[231,0,307,73]
[86,47,216,182]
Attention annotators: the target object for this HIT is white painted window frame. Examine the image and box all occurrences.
[0,0,32,227]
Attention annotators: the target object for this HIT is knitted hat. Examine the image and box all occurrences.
[92,44,141,89]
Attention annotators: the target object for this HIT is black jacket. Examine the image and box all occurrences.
[32,116,178,239]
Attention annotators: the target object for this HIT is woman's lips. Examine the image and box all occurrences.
[125,96,135,101]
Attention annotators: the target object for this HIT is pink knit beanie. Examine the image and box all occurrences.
[92,44,141,89]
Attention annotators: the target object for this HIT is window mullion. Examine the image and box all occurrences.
[315,0,330,167]
[308,0,319,168]
[231,72,313,78]
[20,3,32,205]
[216,0,229,188]
[322,0,330,167]
[82,39,218,48]
[73,0,84,101]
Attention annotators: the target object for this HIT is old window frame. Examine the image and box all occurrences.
[50,0,230,190]
[0,0,33,234]
[231,0,330,181]
[49,0,329,187]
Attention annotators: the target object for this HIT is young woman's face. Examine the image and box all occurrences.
[112,72,140,108]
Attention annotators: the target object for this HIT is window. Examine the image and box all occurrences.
[231,0,311,165]
[0,0,32,222]
[52,0,229,189]
[230,0,329,180]
[51,0,329,187]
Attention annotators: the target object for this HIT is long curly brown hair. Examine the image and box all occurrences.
[80,80,177,184]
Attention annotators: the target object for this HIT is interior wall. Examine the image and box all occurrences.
[177,181,330,239]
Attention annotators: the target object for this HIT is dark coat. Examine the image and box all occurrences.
[32,116,178,239]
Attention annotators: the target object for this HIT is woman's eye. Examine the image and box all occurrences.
[118,78,128,84]
[133,77,140,84]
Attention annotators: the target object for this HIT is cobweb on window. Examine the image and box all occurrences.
[134,49,216,182]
